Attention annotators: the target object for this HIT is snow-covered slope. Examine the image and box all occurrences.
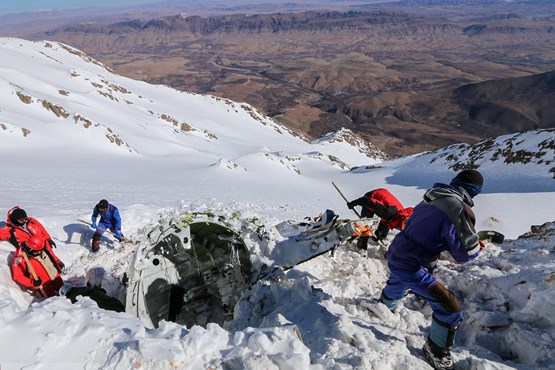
[0,37,389,223]
[0,37,554,370]
[349,129,555,239]
[0,38,382,163]
[390,129,554,192]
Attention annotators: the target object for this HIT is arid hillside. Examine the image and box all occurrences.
[22,3,555,156]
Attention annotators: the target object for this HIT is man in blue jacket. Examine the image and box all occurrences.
[379,169,484,369]
[90,199,123,253]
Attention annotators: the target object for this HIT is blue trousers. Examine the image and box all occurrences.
[382,265,463,326]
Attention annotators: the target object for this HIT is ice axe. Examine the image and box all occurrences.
[331,181,386,249]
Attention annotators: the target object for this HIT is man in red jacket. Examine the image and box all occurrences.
[0,206,57,250]
[11,234,65,298]
[347,188,413,249]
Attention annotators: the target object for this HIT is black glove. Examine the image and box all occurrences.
[33,278,42,287]
[348,197,367,210]
[58,261,66,273]
[48,239,56,248]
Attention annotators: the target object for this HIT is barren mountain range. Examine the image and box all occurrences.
[7,1,555,156]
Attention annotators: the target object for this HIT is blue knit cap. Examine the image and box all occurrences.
[450,169,484,198]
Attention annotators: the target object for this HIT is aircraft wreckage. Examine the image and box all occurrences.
[115,210,502,329]
[123,210,362,329]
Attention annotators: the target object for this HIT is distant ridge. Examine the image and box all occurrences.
[27,7,555,157]
[452,70,555,133]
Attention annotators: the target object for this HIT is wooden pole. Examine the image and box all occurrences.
[332,181,362,219]
[77,218,128,242]
[21,250,48,297]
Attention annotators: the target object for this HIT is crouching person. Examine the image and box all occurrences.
[11,235,65,298]
[347,188,413,249]
[90,199,124,253]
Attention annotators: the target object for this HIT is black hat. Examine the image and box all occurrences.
[10,208,27,222]
[97,199,109,210]
[453,169,484,187]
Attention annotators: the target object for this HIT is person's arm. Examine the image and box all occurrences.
[28,219,51,240]
[91,208,99,228]
[11,252,36,288]
[44,241,63,270]
[448,204,480,263]
[347,196,367,209]
[0,226,10,240]
[113,208,122,231]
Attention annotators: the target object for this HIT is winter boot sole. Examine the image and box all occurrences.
[422,341,455,370]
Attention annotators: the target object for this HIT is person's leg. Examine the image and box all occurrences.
[423,283,463,355]
[356,236,369,250]
[374,221,389,241]
[106,222,117,234]
[91,226,105,252]
[401,269,462,361]
[105,222,124,241]
[422,313,458,369]
[427,314,460,353]
[380,267,411,310]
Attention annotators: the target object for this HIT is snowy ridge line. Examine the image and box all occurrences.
[424,128,555,173]
[0,38,381,168]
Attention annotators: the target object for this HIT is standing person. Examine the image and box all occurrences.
[90,199,123,253]
[0,206,57,249]
[347,188,413,249]
[11,234,65,298]
[377,170,485,370]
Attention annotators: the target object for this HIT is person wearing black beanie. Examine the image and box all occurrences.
[450,169,484,198]
[374,169,485,369]
[9,208,28,226]
[96,199,109,210]
[0,206,58,252]
[90,199,124,252]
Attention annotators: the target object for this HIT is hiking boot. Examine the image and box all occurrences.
[422,340,455,369]
[91,239,100,253]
